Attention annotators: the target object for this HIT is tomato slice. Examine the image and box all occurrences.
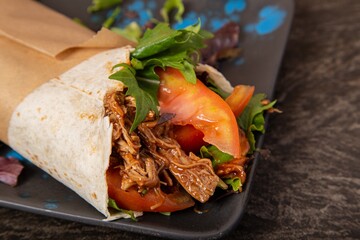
[157,67,241,158]
[107,166,195,212]
[225,85,255,117]
[173,124,206,154]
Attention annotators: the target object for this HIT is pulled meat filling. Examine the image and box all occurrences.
[104,91,219,204]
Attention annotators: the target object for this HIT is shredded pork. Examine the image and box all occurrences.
[104,91,219,204]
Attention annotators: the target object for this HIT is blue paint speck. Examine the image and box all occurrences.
[41,173,50,180]
[126,0,152,26]
[147,0,157,10]
[225,0,246,14]
[6,150,30,164]
[6,151,25,160]
[44,200,58,210]
[90,15,102,24]
[173,12,207,30]
[234,57,245,65]
[229,14,241,23]
[128,0,144,11]
[66,194,76,201]
[19,192,31,198]
[245,23,256,32]
[122,18,133,26]
[210,18,229,32]
[245,5,286,35]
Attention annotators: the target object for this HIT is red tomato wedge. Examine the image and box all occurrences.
[225,85,255,117]
[157,67,241,158]
[173,124,206,154]
[107,167,195,212]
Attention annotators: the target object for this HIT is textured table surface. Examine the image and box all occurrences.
[1,0,360,239]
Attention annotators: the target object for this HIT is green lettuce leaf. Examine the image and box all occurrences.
[224,177,242,192]
[200,146,243,191]
[238,94,276,153]
[200,145,233,168]
[108,198,137,221]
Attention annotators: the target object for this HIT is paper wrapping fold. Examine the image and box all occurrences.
[0,0,134,144]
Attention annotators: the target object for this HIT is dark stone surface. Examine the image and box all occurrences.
[1,0,359,239]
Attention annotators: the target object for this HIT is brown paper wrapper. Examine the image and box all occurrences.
[0,0,134,144]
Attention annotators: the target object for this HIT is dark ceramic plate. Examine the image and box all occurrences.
[0,0,293,239]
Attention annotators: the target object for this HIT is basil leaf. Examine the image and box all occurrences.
[238,94,276,153]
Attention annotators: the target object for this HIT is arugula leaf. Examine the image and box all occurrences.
[109,64,159,132]
[111,22,142,43]
[200,145,233,168]
[108,198,137,221]
[238,94,276,153]
[200,146,242,191]
[207,84,230,99]
[88,0,122,12]
[102,6,121,28]
[131,23,210,84]
[132,23,182,59]
[178,60,196,84]
[160,0,185,23]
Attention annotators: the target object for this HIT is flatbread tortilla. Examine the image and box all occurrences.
[8,46,142,220]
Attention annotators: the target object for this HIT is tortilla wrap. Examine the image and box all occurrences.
[1,0,237,220]
[6,43,235,219]
[7,46,143,220]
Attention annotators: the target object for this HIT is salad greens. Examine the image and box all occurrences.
[200,145,233,168]
[224,177,242,192]
[88,0,186,42]
[102,6,121,28]
[109,64,159,132]
[111,22,142,43]
[108,198,137,221]
[88,0,122,12]
[160,0,185,23]
[238,94,276,153]
[89,0,277,197]
[110,22,211,131]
